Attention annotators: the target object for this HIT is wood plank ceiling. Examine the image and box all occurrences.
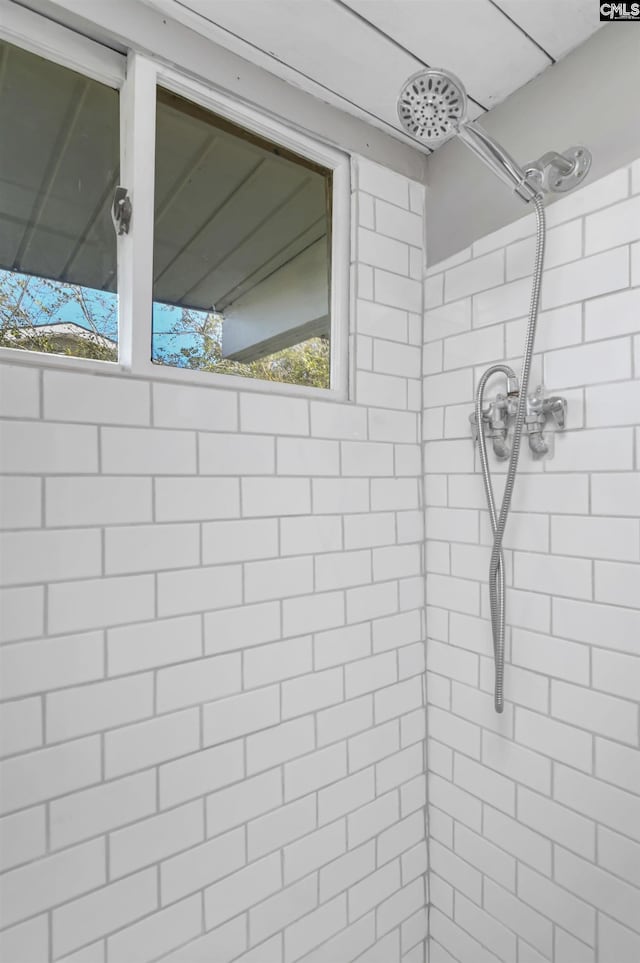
[145,0,603,149]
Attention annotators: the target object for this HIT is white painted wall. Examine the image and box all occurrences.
[424,158,640,963]
[0,158,428,963]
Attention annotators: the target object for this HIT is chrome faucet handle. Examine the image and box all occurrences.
[526,387,567,426]
[526,384,545,414]
[524,386,567,456]
[544,396,567,429]
[469,404,510,458]
[486,399,511,459]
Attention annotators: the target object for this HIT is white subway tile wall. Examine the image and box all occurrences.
[0,158,427,963]
[3,144,640,963]
[425,159,640,963]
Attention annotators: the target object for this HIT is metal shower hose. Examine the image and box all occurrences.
[474,195,546,713]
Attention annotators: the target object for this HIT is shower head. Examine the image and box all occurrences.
[398,67,537,201]
[397,68,467,145]
[397,68,592,203]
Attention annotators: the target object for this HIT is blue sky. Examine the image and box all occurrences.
[0,268,208,360]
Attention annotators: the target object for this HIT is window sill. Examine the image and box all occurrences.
[0,345,348,402]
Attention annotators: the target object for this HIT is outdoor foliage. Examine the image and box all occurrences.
[0,272,118,361]
[152,308,330,389]
[0,271,330,389]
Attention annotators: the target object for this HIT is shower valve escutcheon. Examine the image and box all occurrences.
[470,385,567,459]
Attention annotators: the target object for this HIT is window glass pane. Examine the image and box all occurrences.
[0,40,119,361]
[152,89,332,390]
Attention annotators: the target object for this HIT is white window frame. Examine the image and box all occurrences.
[0,2,127,373]
[0,4,351,400]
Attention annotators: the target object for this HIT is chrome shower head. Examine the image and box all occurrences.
[397,67,592,203]
[397,68,467,145]
[397,67,535,200]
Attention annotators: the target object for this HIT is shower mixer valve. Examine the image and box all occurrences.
[469,384,567,459]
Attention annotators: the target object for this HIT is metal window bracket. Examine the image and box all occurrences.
[111,186,132,236]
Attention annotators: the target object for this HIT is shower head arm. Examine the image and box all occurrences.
[457,122,539,203]
[396,67,592,200]
[457,124,592,202]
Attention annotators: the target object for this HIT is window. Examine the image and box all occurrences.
[0,7,349,396]
[151,89,333,390]
[0,38,120,361]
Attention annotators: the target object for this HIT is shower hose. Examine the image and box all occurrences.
[474,194,546,713]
